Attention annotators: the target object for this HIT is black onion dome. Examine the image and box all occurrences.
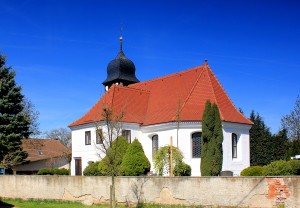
[102,39,139,87]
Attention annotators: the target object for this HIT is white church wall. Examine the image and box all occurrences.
[70,122,142,175]
[222,122,251,176]
[140,122,202,176]
[71,124,101,175]
[70,121,251,176]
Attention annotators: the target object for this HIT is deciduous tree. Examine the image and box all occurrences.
[95,106,125,208]
[44,128,71,148]
[281,96,300,141]
[23,97,40,137]
[44,128,72,168]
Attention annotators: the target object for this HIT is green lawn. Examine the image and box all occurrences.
[0,198,286,208]
[0,198,107,208]
[2,198,257,208]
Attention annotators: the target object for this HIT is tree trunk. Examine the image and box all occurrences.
[111,175,116,208]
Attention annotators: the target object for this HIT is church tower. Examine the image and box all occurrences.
[102,37,140,91]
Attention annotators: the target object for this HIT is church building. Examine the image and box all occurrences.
[69,37,253,176]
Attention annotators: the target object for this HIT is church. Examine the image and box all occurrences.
[69,37,253,176]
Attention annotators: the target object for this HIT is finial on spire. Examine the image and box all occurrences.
[119,24,123,52]
[204,58,208,66]
[119,36,123,51]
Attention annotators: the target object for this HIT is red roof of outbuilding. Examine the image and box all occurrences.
[69,64,252,127]
[22,139,68,162]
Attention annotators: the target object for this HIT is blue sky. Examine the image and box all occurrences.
[0,0,299,134]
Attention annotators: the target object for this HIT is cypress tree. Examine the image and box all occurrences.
[211,103,223,176]
[0,54,30,168]
[98,136,129,176]
[201,100,213,176]
[121,138,150,176]
[200,100,223,176]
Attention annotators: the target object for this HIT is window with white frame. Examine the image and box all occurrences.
[152,135,158,158]
[192,132,202,158]
[122,130,131,143]
[85,131,91,145]
[232,133,238,159]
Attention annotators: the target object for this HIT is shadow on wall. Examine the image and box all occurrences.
[0,199,14,208]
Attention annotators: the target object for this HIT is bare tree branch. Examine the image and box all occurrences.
[281,96,300,141]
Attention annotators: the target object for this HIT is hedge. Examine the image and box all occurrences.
[37,168,69,175]
[263,160,293,176]
[241,160,300,176]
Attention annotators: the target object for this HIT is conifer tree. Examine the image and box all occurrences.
[249,111,273,166]
[211,103,223,175]
[121,138,150,176]
[201,100,213,176]
[272,129,289,161]
[0,54,30,169]
[98,136,129,176]
[200,100,223,176]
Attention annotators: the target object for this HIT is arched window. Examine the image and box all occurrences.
[232,133,238,158]
[192,132,202,158]
[152,135,158,158]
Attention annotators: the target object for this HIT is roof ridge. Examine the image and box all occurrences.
[205,65,223,119]
[130,65,204,86]
[116,84,150,93]
[206,65,252,123]
[179,67,205,117]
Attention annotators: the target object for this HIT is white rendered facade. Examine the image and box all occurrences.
[70,121,251,176]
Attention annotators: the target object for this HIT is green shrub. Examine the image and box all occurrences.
[37,168,52,175]
[262,160,293,176]
[121,138,151,176]
[288,160,300,175]
[98,136,129,176]
[53,168,69,175]
[153,145,184,176]
[240,166,264,176]
[83,161,101,176]
[174,162,191,176]
[37,168,69,175]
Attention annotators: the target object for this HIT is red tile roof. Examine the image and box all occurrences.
[22,139,68,162]
[69,64,253,127]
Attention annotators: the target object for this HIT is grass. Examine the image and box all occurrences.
[0,198,107,208]
[1,198,284,208]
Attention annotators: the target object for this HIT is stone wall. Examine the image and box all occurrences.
[0,176,299,207]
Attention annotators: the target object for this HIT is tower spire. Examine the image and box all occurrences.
[120,36,123,52]
[120,25,123,52]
